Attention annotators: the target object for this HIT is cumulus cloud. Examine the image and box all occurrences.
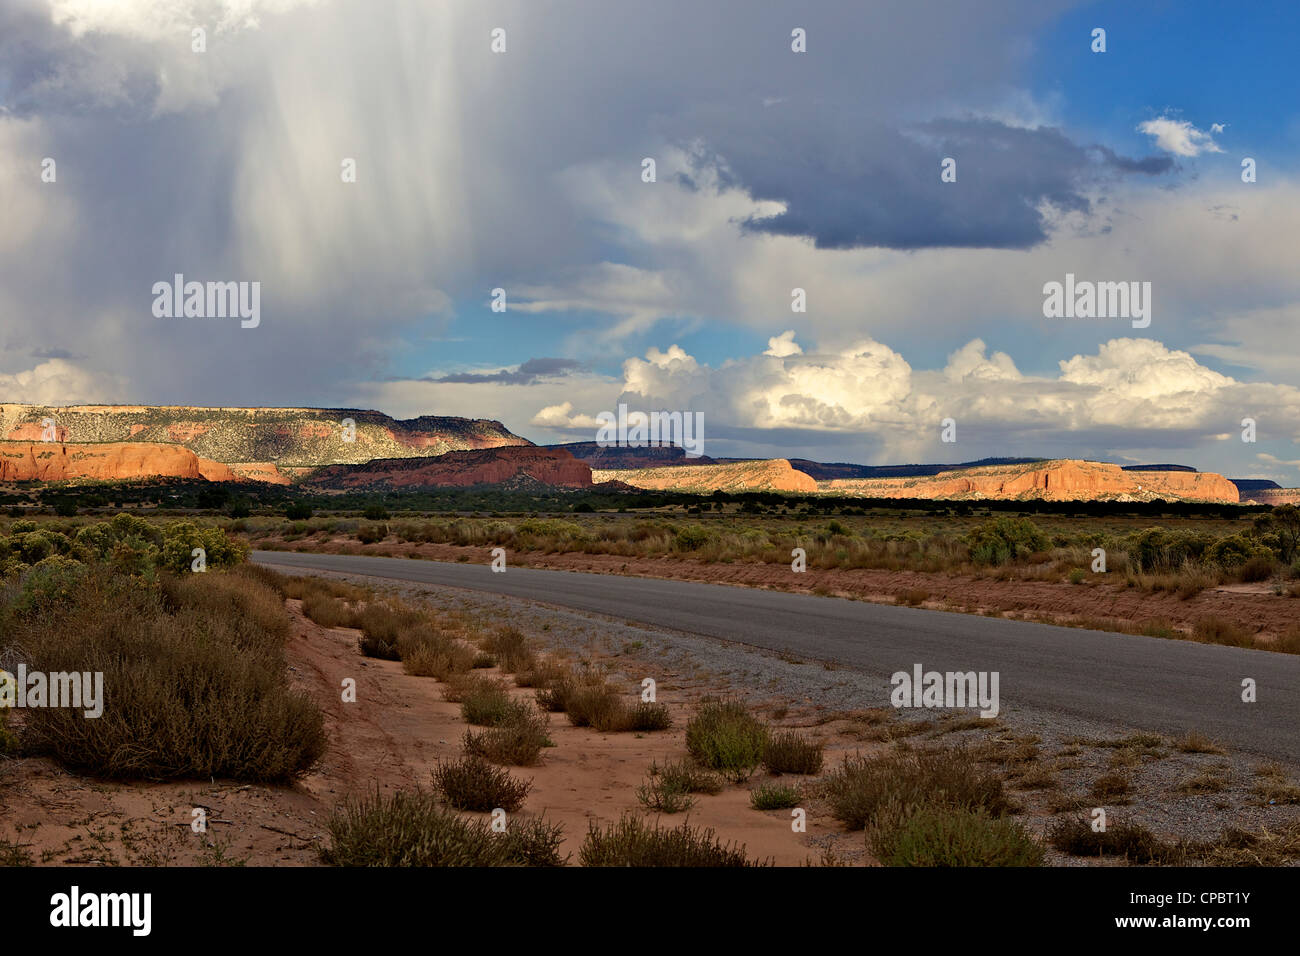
[530,401,604,430]
[1137,116,1224,157]
[0,359,127,405]
[535,335,1300,461]
[764,330,802,358]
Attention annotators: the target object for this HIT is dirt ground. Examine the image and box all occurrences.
[5,566,1298,867]
[0,597,872,866]
[262,536,1300,644]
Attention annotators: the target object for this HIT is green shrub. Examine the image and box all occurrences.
[636,777,696,814]
[674,525,713,551]
[750,782,801,810]
[621,701,673,732]
[967,517,1049,566]
[10,556,88,617]
[1205,534,1260,570]
[762,729,824,775]
[462,683,535,728]
[869,803,1044,866]
[685,700,770,782]
[159,521,246,573]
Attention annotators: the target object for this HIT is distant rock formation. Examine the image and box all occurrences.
[593,459,819,494]
[828,459,1239,503]
[1236,487,1300,506]
[789,457,1045,481]
[546,442,718,468]
[0,404,528,479]
[305,446,592,490]
[0,441,233,483]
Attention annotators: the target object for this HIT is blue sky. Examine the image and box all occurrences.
[2,0,1299,481]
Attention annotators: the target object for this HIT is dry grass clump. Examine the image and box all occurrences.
[1175,731,1226,755]
[1089,772,1133,802]
[398,626,477,679]
[1191,615,1255,648]
[321,789,565,866]
[1046,817,1187,864]
[635,758,724,814]
[14,567,323,782]
[461,693,553,767]
[431,755,532,812]
[868,801,1043,866]
[484,626,535,672]
[579,817,769,867]
[354,601,430,660]
[300,591,356,628]
[762,729,824,775]
[822,746,1012,831]
[512,657,570,689]
[534,667,671,732]
[457,677,529,727]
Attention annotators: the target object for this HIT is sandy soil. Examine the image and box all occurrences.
[6,570,1298,868]
[0,598,864,867]
[264,537,1300,643]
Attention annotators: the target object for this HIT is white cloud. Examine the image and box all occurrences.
[0,359,127,405]
[537,336,1300,459]
[530,401,603,430]
[1137,115,1223,157]
[49,0,318,41]
[763,330,803,357]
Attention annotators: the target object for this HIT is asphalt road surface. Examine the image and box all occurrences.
[254,550,1300,762]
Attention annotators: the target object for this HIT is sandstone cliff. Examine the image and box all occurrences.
[0,441,234,483]
[593,459,818,494]
[827,459,1239,503]
[1238,488,1300,506]
[305,447,592,490]
[0,404,528,473]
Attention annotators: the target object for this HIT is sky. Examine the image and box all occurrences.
[1,0,1299,481]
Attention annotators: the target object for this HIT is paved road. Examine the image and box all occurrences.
[254,550,1300,762]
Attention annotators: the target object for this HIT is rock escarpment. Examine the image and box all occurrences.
[305,447,592,490]
[0,404,527,471]
[827,459,1239,503]
[593,459,818,494]
[0,441,234,483]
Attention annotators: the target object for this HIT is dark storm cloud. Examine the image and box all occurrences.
[693,111,1174,251]
[429,358,583,385]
